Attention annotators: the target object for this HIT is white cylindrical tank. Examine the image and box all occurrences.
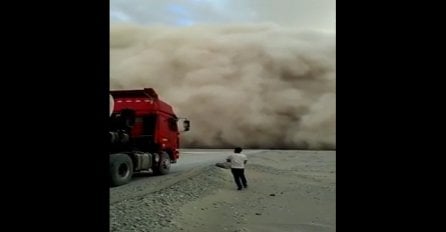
[110,94,114,116]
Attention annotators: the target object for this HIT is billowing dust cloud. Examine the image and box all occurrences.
[111,23,335,149]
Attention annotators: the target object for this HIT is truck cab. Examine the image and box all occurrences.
[109,88,190,186]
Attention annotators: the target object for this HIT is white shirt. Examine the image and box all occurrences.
[227,153,247,169]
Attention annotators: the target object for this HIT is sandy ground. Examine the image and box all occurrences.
[175,150,335,232]
[110,150,335,232]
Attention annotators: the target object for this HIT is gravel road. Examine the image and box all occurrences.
[110,149,335,232]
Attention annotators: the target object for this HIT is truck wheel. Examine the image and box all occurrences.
[110,153,133,187]
[153,152,171,175]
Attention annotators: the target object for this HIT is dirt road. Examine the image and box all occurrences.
[110,150,335,232]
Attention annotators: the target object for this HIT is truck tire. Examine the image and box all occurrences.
[110,153,133,187]
[153,152,171,175]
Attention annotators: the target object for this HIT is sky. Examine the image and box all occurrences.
[110,0,336,32]
[109,0,336,149]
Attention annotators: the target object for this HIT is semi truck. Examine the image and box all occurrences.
[109,88,190,187]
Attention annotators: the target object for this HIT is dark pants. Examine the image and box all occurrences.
[231,168,247,189]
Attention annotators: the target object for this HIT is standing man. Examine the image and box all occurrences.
[227,147,248,190]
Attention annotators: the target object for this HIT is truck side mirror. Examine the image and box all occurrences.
[183,120,190,131]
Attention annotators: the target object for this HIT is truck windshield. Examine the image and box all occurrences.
[168,118,178,131]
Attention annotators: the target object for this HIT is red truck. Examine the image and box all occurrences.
[109,88,190,187]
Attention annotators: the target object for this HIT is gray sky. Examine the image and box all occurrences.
[110,0,336,32]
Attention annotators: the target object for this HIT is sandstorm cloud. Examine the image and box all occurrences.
[111,23,335,149]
